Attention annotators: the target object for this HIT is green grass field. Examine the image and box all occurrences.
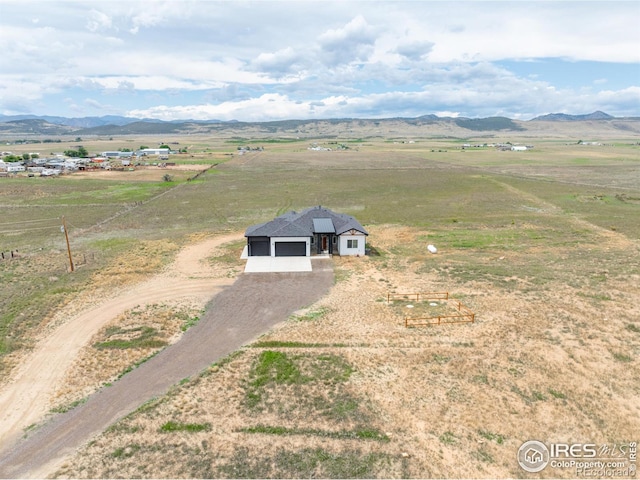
[2,134,639,478]
[1,137,638,361]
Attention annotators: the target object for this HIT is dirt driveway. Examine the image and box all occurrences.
[0,233,241,449]
[0,244,333,478]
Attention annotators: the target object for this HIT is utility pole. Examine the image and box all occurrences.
[61,216,74,272]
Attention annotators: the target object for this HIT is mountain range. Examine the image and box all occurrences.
[0,111,637,137]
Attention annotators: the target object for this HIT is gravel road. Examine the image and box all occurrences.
[0,260,333,478]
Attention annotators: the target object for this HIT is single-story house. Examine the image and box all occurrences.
[245,206,368,257]
[136,148,170,156]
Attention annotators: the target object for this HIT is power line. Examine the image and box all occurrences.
[0,217,60,226]
[0,225,61,234]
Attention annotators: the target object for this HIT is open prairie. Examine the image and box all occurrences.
[1,132,639,478]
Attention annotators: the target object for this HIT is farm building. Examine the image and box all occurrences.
[99,151,134,158]
[137,148,169,156]
[245,206,368,257]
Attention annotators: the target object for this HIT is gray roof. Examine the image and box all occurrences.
[245,206,368,238]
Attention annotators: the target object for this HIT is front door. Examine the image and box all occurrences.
[321,235,328,251]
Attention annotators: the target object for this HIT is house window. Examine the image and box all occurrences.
[347,239,358,249]
[332,236,337,244]
[311,237,315,245]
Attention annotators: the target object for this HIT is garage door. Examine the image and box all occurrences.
[275,242,307,256]
[249,239,270,256]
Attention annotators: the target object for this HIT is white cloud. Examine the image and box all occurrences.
[395,41,435,61]
[318,15,378,65]
[251,47,307,77]
[128,93,318,122]
[86,9,113,32]
[1,1,638,119]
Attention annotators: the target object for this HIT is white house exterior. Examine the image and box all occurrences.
[245,206,368,257]
[137,148,169,156]
[338,231,367,256]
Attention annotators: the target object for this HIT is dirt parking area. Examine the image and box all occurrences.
[68,164,212,182]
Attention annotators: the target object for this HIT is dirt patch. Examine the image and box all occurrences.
[1,218,638,478]
[0,261,334,479]
[67,164,212,182]
[0,232,242,449]
[45,223,639,479]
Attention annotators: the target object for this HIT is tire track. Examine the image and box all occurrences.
[0,251,334,478]
[0,233,241,451]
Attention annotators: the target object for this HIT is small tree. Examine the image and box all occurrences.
[22,153,30,161]
[162,173,173,182]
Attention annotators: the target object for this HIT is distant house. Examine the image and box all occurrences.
[6,164,26,173]
[100,151,123,158]
[100,151,135,158]
[245,206,368,257]
[136,148,169,156]
[511,145,528,151]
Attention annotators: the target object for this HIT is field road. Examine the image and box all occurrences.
[0,233,333,478]
[0,233,241,449]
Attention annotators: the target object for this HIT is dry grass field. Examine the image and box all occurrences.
[1,130,639,478]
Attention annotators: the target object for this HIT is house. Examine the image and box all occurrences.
[6,164,25,173]
[100,151,135,158]
[136,148,170,156]
[245,206,368,257]
[100,151,124,158]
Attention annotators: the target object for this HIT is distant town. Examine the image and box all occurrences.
[0,146,180,177]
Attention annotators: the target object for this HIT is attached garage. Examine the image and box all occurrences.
[248,237,270,256]
[275,241,307,256]
[244,206,368,258]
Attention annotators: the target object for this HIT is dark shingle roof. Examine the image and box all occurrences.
[245,206,368,238]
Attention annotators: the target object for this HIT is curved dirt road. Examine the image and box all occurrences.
[0,233,241,451]
[0,239,334,478]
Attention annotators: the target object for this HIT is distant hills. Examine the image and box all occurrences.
[0,114,222,129]
[529,111,615,121]
[0,111,637,137]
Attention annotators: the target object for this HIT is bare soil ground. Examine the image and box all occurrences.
[34,218,638,479]
[69,164,210,182]
[1,136,638,478]
[0,238,334,479]
[0,232,241,449]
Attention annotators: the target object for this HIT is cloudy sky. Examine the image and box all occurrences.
[1,0,639,121]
